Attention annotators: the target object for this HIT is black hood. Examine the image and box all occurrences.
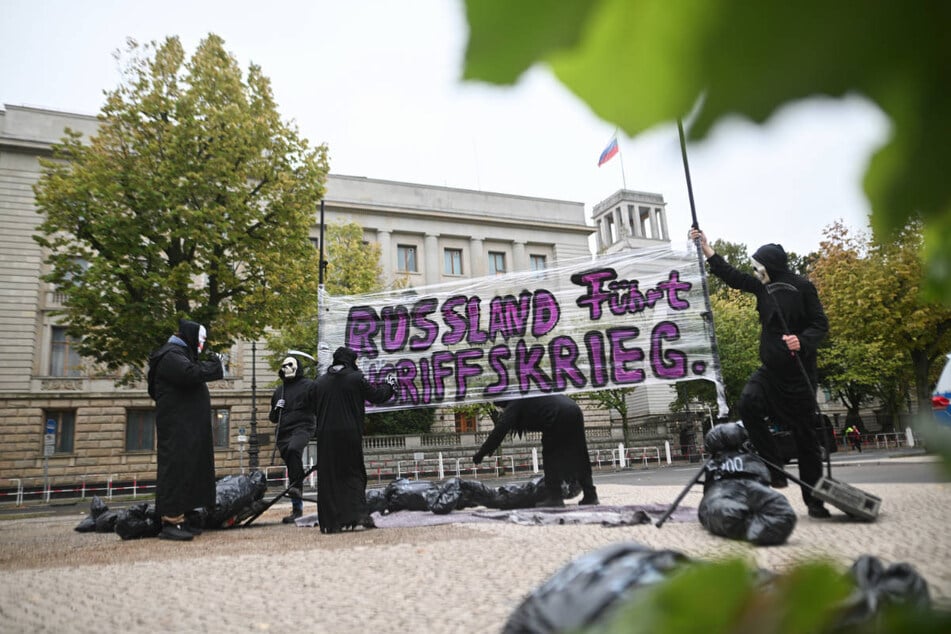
[178,319,203,353]
[332,346,358,370]
[752,243,789,277]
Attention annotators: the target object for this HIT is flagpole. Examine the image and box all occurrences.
[617,139,628,190]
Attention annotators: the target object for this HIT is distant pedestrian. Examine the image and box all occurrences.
[846,425,863,452]
[147,319,224,541]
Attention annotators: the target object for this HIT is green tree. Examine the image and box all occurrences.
[463,0,951,303]
[812,220,951,424]
[588,388,636,445]
[33,35,328,382]
[365,407,435,436]
[264,220,382,369]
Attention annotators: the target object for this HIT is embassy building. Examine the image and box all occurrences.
[0,104,674,493]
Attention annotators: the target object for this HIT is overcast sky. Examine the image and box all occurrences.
[1,0,890,257]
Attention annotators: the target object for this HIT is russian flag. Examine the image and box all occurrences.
[598,136,619,166]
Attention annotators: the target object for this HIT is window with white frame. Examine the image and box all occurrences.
[488,251,506,275]
[444,248,463,275]
[50,325,82,377]
[212,408,230,448]
[529,254,547,271]
[397,244,418,273]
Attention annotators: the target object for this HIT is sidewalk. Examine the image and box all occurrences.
[1,460,948,633]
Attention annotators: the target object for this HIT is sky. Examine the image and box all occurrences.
[0,0,891,257]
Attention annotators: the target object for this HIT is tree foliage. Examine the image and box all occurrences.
[264,220,383,370]
[587,388,635,444]
[463,0,951,303]
[33,35,329,382]
[812,220,951,419]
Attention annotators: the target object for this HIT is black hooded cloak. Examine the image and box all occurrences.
[147,319,223,519]
[473,394,595,498]
[707,245,829,506]
[310,347,394,532]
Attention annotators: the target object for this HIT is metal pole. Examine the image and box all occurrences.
[678,118,730,420]
[249,341,259,469]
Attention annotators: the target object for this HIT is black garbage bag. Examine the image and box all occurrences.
[75,496,109,532]
[704,421,750,453]
[114,502,161,540]
[503,542,690,634]
[836,555,933,628]
[205,470,268,528]
[697,425,796,546]
[366,487,388,514]
[94,509,120,533]
[698,479,797,545]
[384,478,440,512]
[429,478,464,515]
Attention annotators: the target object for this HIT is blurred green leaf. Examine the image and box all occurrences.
[463,0,951,303]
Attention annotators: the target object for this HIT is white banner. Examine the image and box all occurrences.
[318,245,718,412]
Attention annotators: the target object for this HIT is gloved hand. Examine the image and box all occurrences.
[385,373,398,387]
[472,452,484,465]
[275,399,286,410]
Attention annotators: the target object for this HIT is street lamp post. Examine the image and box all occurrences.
[248,340,259,469]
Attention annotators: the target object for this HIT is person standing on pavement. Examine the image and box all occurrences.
[846,425,863,452]
[147,318,225,540]
[472,394,599,507]
[311,346,396,534]
[689,229,832,519]
[269,355,317,524]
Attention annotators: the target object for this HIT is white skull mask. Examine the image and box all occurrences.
[279,356,299,380]
[197,325,207,352]
[751,258,770,284]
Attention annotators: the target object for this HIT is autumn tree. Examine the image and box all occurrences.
[587,388,636,445]
[812,220,951,425]
[33,35,329,382]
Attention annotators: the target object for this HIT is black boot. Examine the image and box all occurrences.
[282,507,303,524]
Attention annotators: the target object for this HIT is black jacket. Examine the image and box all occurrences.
[269,375,317,437]
[707,251,828,385]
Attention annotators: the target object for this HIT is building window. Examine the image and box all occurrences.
[397,244,418,273]
[454,411,476,433]
[444,248,463,275]
[126,409,156,452]
[212,408,230,448]
[44,410,75,454]
[529,254,547,271]
[50,326,82,377]
[488,251,506,275]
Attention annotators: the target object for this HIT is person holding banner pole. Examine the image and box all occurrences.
[689,228,831,519]
[472,394,599,507]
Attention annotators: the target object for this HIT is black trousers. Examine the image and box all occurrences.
[738,368,823,507]
[278,426,312,495]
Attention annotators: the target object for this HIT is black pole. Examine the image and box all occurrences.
[248,340,259,469]
[318,199,326,286]
[677,118,730,420]
[678,120,700,229]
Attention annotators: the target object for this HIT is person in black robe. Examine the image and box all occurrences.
[311,346,395,534]
[472,394,599,507]
[147,318,224,540]
[269,355,317,523]
[690,229,831,519]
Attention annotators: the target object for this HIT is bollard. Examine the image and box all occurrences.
[531,448,539,473]
[618,443,626,468]
[664,440,672,464]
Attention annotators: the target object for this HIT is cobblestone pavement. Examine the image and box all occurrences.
[1,460,948,633]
